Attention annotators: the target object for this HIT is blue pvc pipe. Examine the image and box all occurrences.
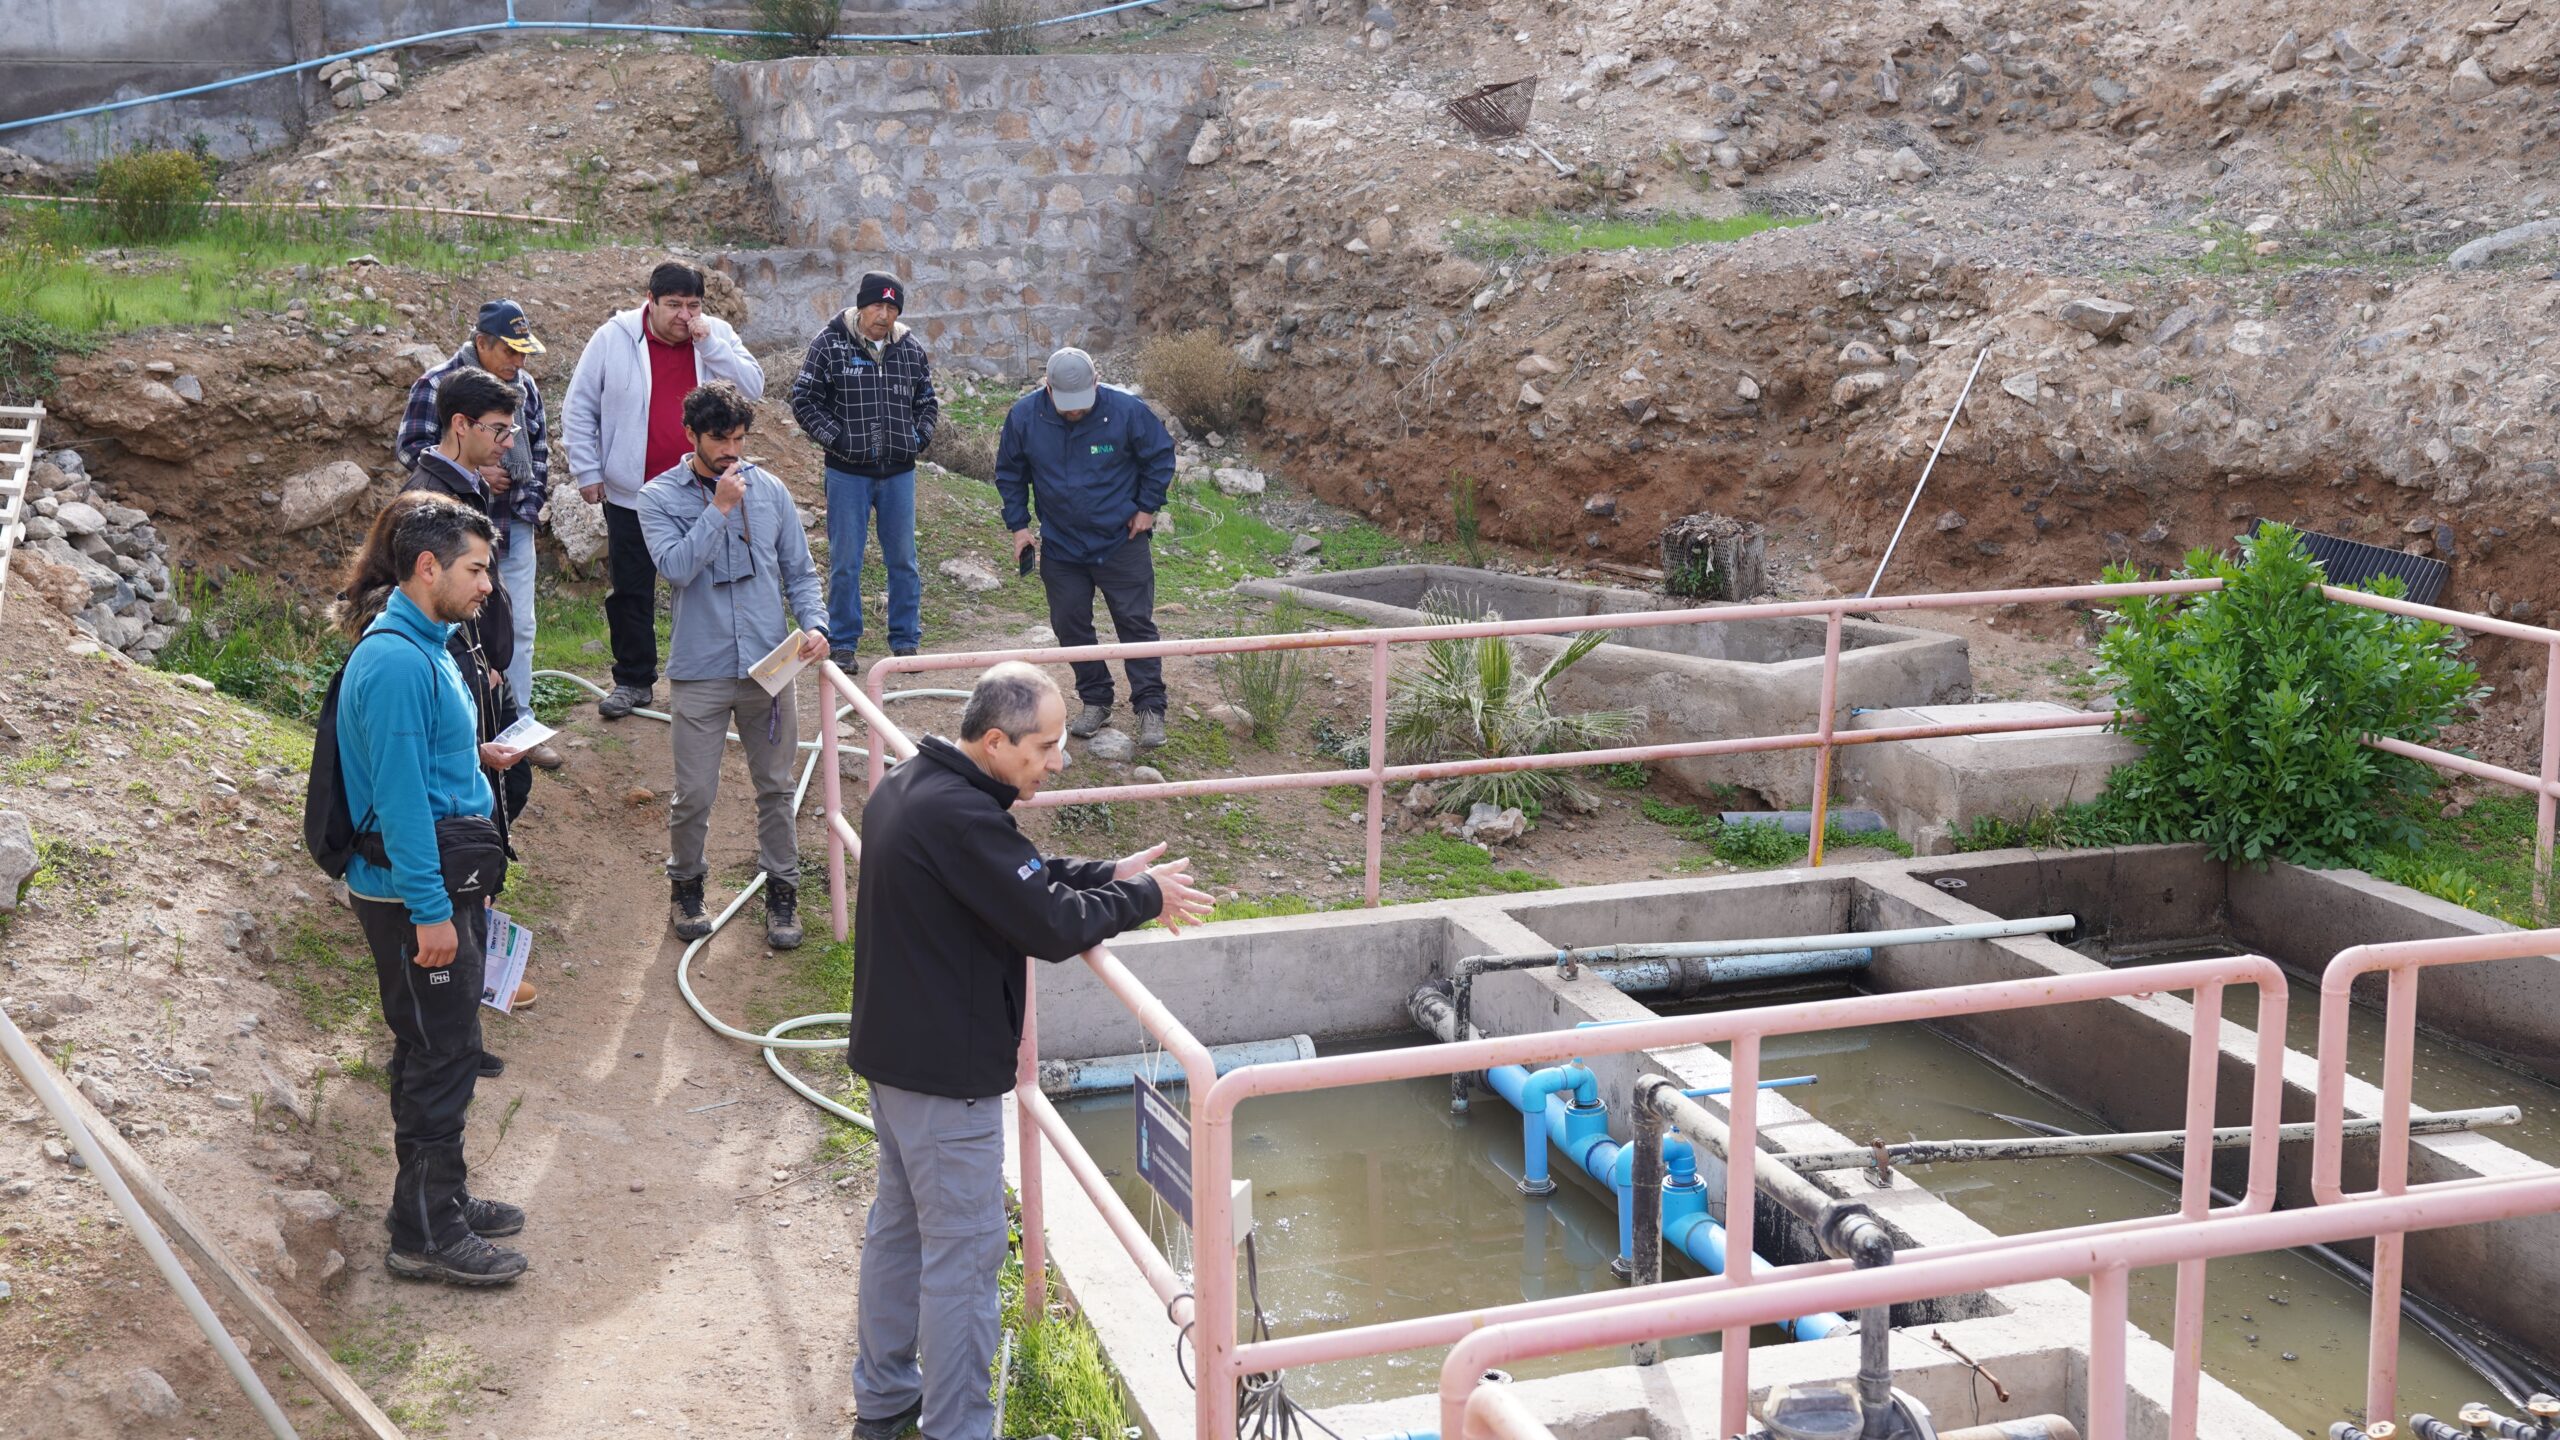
[1488,1061,1851,1341]
[0,0,1178,135]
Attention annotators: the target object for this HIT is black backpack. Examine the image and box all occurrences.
[303,631,397,879]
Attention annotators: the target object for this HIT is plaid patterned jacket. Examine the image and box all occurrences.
[395,344,549,525]
[788,313,939,479]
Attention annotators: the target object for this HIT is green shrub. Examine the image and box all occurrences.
[1387,587,1643,815]
[944,0,1045,57]
[1451,471,1486,566]
[1213,605,1313,748]
[2093,523,2483,867]
[751,0,842,56]
[1712,819,1803,867]
[154,574,346,722]
[93,148,212,242]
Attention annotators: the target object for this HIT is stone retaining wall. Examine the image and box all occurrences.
[711,54,1216,376]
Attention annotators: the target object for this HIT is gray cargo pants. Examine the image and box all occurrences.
[855,1081,1009,1440]
[666,675,800,885]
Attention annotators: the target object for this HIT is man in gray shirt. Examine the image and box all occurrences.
[635,381,829,949]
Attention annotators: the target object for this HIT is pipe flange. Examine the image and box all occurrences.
[2460,1404,2497,1430]
[1516,1176,1557,1198]
[1608,1256,1633,1280]
[2531,1396,2560,1421]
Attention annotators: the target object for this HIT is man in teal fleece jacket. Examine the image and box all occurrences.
[338,497,532,1287]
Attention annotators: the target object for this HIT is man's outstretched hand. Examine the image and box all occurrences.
[1146,854,1215,934]
[1113,842,1168,880]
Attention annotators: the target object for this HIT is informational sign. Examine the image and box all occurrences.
[1133,1076,1193,1227]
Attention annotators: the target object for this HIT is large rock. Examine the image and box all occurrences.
[549,492,609,572]
[0,811,34,912]
[109,1369,182,1424]
[1186,121,1224,166]
[279,460,373,531]
[1882,146,1934,182]
[2449,58,2499,101]
[1086,728,1138,763]
[1460,802,1527,845]
[938,555,1003,593]
[2058,297,2136,338]
[1212,466,1267,496]
[53,500,106,536]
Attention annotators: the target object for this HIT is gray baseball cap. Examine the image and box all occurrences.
[1044,347,1099,412]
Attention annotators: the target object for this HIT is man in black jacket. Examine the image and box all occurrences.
[846,661,1210,1440]
[789,271,938,668]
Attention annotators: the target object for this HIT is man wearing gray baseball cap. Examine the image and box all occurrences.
[993,347,1179,748]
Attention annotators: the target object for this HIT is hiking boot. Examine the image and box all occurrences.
[1136,710,1168,750]
[764,876,804,951]
[383,1195,524,1241]
[598,683,653,720]
[1068,702,1112,738]
[671,876,713,941]
[478,1050,506,1079]
[525,743,566,771]
[890,644,919,658]
[385,1231,529,1287]
[828,648,861,672]
[851,1398,922,1440]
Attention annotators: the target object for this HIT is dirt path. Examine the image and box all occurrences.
[322,686,872,1440]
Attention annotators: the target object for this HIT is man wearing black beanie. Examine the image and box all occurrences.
[789,270,939,668]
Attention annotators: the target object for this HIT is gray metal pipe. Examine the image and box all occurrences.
[1443,915,2075,1111]
[1628,1097,1666,1367]
[1939,1421,2081,1440]
[1773,1106,2521,1175]
[1036,1034,1316,1098]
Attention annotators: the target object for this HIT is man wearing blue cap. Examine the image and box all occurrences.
[396,300,562,770]
[995,347,1178,750]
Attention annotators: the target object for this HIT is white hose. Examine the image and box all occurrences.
[530,669,969,1132]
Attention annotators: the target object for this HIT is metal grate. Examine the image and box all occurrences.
[2253,519,2449,605]
[1445,77,1538,139]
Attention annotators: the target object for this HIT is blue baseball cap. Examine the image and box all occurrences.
[475,299,545,354]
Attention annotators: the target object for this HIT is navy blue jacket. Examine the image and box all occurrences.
[993,386,1175,567]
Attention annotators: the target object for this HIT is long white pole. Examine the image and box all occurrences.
[1866,347,1992,600]
[0,1004,301,1439]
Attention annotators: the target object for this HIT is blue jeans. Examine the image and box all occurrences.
[496,517,537,708]
[823,467,920,651]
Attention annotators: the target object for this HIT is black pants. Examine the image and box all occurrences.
[355,896,488,1252]
[603,501,659,690]
[1041,534,1164,713]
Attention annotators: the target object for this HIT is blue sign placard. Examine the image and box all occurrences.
[1133,1076,1193,1227]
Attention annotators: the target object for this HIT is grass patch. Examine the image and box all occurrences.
[329,1311,486,1436]
[2364,789,2546,927]
[1156,713,1233,772]
[1000,1234,1136,1440]
[1595,761,1652,790]
[1642,798,1914,868]
[1949,803,2135,854]
[156,573,347,722]
[0,312,94,404]
[276,916,378,1033]
[531,578,670,683]
[1,740,76,783]
[1380,832,1556,900]
[1450,210,1812,263]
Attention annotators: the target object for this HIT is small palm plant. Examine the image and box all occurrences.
[1386,587,1644,815]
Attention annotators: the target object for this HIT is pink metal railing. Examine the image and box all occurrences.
[1188,955,2289,1440]
[856,578,2224,900]
[1439,1173,2560,1440]
[2319,586,2560,912]
[2311,926,2560,1427]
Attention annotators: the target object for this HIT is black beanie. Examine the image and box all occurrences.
[857,272,904,312]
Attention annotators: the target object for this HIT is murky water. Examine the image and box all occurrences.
[1677,993,2517,1438]
[1057,995,2532,1431]
[1059,1071,1778,1404]
[2092,936,2560,1166]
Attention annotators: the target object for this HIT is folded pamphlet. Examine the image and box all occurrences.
[750,631,812,697]
[480,909,532,1014]
[490,714,557,752]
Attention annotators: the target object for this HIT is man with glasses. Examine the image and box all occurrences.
[563,261,766,721]
[395,300,561,768]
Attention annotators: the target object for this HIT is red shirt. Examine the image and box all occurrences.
[643,326,698,483]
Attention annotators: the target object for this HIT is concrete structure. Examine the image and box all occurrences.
[710,54,1217,373]
[1244,565,1974,806]
[1016,845,2560,1440]
[1841,701,2140,854]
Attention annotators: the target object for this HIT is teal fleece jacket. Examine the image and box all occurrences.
[338,589,495,925]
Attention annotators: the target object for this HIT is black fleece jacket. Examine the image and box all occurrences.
[847,736,1163,1099]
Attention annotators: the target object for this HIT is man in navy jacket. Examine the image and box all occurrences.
[994,348,1178,748]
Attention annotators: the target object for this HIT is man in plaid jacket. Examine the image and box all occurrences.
[393,299,561,769]
[788,271,938,667]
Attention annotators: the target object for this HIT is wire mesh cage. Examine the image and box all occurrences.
[1445,77,1539,139]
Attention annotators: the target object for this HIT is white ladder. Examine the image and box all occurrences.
[0,403,44,628]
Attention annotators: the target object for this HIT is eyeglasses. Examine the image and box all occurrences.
[471,419,519,441]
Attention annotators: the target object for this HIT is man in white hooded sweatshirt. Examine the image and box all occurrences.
[561,260,766,719]
[788,271,939,668]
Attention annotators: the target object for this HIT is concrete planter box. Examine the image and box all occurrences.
[1240,565,1973,805]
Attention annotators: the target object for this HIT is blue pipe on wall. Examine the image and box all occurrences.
[1486,1061,1852,1342]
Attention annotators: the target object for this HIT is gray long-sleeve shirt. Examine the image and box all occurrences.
[635,460,826,682]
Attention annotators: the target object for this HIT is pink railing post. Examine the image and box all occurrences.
[2169,979,2224,1439]
[1718,1033,1759,1440]
[820,661,852,943]
[1808,611,1842,867]
[1365,639,1390,906]
[1018,956,1046,1323]
[863,658,894,794]
[2088,1263,2132,1440]
[2539,640,2559,918]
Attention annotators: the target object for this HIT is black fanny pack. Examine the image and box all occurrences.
[354,814,509,901]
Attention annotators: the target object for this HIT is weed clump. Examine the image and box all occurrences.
[1386,587,1641,815]
[1136,327,1263,437]
[94,148,213,243]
